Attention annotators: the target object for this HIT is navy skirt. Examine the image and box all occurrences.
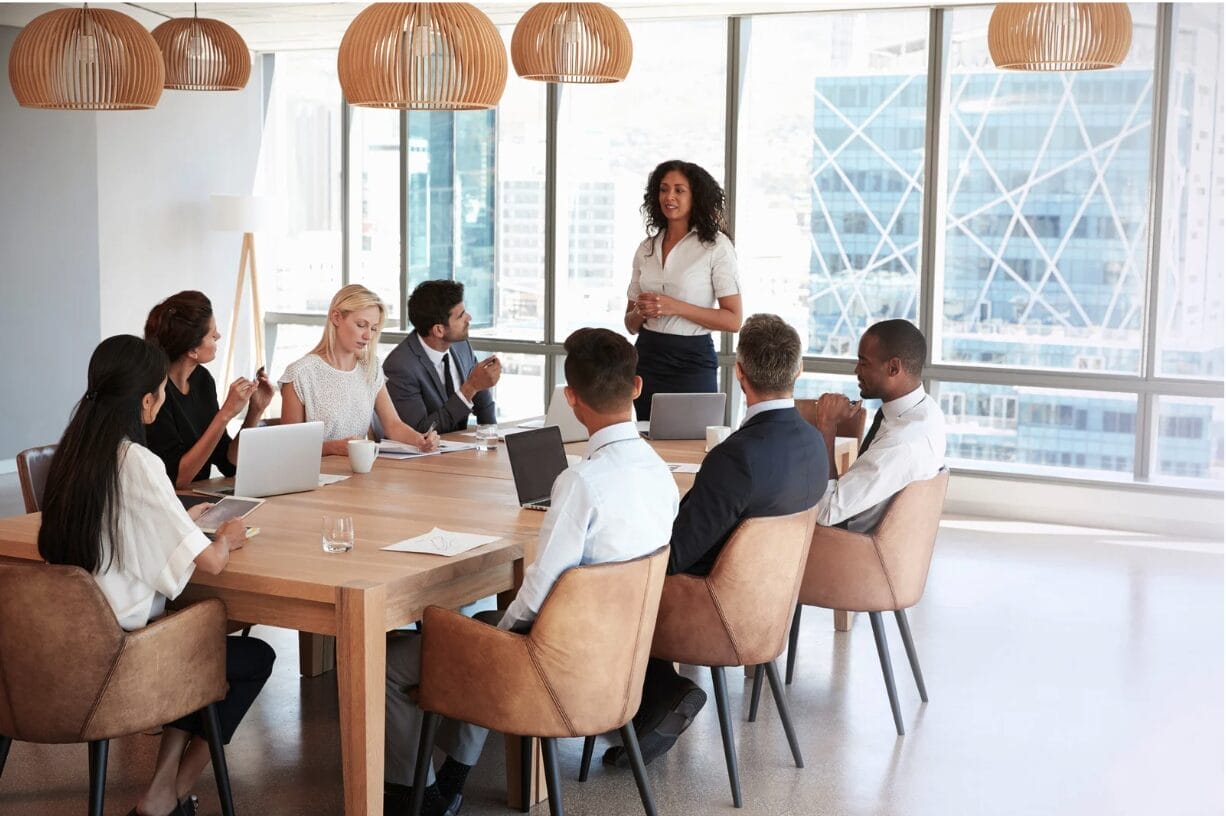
[634,328,718,421]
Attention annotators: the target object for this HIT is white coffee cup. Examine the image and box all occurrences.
[705,425,732,452]
[347,439,378,474]
[565,454,582,468]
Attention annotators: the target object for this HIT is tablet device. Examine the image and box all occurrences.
[195,496,264,534]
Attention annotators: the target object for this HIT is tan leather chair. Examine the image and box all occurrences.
[0,563,238,816]
[15,444,56,513]
[782,469,949,736]
[411,547,670,816]
[579,507,818,808]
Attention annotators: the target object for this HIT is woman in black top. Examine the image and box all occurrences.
[144,291,274,488]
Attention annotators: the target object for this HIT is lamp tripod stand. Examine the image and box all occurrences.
[221,230,265,386]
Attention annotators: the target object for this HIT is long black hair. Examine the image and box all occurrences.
[38,335,169,573]
[640,160,729,252]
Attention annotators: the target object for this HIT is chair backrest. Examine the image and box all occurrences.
[521,546,670,735]
[795,399,867,442]
[871,469,949,608]
[0,563,126,742]
[16,444,57,513]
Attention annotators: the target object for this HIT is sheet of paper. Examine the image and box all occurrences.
[319,474,350,486]
[378,440,440,459]
[666,462,700,474]
[381,527,501,557]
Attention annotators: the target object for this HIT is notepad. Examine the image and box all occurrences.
[381,527,500,557]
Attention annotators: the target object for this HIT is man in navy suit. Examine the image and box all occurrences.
[384,280,499,434]
[606,312,828,768]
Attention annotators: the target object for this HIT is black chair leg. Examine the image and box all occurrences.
[410,712,441,816]
[518,736,532,813]
[201,703,236,816]
[577,735,595,782]
[87,739,108,816]
[540,737,565,816]
[747,664,764,722]
[894,609,928,702]
[763,661,803,768]
[869,611,905,736]
[0,734,12,779]
[618,725,657,816]
[786,603,802,684]
[710,666,742,808]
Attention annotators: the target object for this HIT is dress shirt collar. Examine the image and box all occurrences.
[742,398,795,425]
[881,384,927,421]
[585,420,641,459]
[419,339,449,369]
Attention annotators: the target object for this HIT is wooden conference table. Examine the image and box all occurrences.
[0,430,855,816]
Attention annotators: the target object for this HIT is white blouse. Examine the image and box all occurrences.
[627,230,741,336]
[94,442,211,631]
[279,353,385,441]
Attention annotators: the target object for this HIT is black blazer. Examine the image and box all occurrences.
[383,334,497,433]
[668,407,828,576]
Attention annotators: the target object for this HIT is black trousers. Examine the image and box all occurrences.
[168,635,276,745]
[634,658,686,724]
[634,329,718,421]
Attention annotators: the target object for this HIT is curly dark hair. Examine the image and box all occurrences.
[145,290,213,361]
[640,160,728,252]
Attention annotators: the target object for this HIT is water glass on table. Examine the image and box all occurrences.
[475,424,499,451]
[321,515,354,553]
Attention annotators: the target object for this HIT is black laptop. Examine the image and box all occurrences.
[505,425,569,511]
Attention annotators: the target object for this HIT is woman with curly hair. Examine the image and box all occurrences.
[625,160,743,420]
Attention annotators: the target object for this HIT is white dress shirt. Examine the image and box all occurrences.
[499,421,679,631]
[419,341,473,410]
[742,398,795,425]
[817,385,946,533]
[627,230,740,336]
[94,442,211,630]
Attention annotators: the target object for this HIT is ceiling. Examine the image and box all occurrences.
[0,1,942,51]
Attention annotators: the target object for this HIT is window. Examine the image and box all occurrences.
[348,108,401,320]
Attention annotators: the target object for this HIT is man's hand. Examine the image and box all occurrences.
[461,356,501,398]
[812,393,859,435]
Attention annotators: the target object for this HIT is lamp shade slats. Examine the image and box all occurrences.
[338,2,507,110]
[988,2,1132,72]
[8,6,164,110]
[152,17,251,91]
[511,2,632,84]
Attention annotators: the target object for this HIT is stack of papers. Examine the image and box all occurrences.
[378,440,475,459]
[382,527,500,557]
[667,463,701,474]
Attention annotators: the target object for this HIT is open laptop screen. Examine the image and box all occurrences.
[505,426,569,506]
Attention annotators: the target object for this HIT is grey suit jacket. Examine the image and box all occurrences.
[383,333,496,433]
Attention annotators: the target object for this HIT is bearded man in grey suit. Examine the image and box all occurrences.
[384,280,500,434]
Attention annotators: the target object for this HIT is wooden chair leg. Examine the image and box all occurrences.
[869,611,905,736]
[0,734,11,779]
[201,703,236,816]
[747,664,764,722]
[540,737,565,816]
[88,739,108,816]
[410,712,441,816]
[894,609,929,702]
[786,603,802,684]
[518,736,532,814]
[578,735,596,781]
[619,724,657,816]
[764,661,803,768]
[710,666,742,808]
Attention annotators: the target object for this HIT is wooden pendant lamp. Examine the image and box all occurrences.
[337,2,507,110]
[7,4,164,110]
[988,3,1132,71]
[152,4,251,91]
[511,2,633,84]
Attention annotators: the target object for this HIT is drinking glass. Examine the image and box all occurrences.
[475,424,499,451]
[321,515,355,553]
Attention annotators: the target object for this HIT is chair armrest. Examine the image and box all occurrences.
[650,573,740,667]
[799,525,899,612]
[83,599,228,741]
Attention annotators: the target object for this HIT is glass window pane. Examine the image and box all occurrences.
[348,108,402,322]
[938,6,1157,373]
[738,10,929,356]
[1156,4,1224,378]
[260,52,343,314]
[555,19,727,338]
[939,382,1137,478]
[1153,396,1223,487]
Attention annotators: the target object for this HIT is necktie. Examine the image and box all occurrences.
[443,352,455,400]
[859,408,885,456]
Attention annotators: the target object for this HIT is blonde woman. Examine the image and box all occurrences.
[280,285,440,456]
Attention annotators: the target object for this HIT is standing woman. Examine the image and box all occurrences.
[145,291,274,489]
[38,335,275,816]
[279,284,440,456]
[625,160,743,420]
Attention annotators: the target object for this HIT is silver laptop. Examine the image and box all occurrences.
[213,421,325,498]
[505,426,569,511]
[646,393,727,440]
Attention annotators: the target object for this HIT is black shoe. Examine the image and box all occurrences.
[443,791,463,816]
[608,681,707,768]
[383,782,414,816]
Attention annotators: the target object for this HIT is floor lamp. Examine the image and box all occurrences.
[210,195,270,386]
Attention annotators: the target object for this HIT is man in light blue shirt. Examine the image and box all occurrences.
[383,328,679,816]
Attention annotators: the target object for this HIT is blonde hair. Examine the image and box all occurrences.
[311,284,386,387]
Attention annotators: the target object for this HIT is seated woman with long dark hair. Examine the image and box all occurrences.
[38,335,275,816]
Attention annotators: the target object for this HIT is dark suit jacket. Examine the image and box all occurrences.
[383,334,496,433]
[668,406,828,576]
